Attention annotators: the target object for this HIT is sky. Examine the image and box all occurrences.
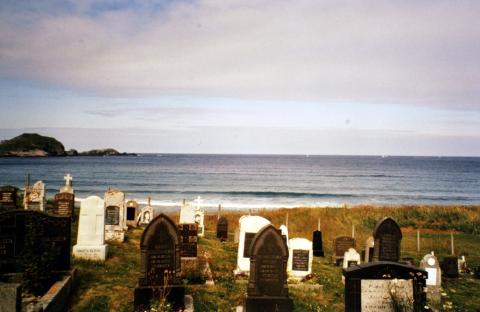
[0,0,479,156]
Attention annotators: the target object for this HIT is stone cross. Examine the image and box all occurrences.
[64,173,73,186]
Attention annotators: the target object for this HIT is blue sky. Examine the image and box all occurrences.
[1,1,479,155]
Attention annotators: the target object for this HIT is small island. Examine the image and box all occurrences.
[0,133,136,157]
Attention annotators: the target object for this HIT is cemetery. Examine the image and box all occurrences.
[0,178,479,311]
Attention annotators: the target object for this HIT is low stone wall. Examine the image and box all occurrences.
[26,269,76,312]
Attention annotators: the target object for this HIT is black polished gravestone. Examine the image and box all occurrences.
[216,216,228,242]
[0,210,71,274]
[245,225,293,312]
[178,223,198,257]
[442,256,459,278]
[134,214,184,310]
[0,186,18,212]
[343,262,427,312]
[372,217,402,262]
[312,230,324,257]
[105,206,120,225]
[332,236,355,265]
[54,192,75,218]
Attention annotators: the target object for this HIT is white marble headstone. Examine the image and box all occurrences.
[104,188,127,242]
[288,238,313,279]
[364,236,375,263]
[73,196,108,261]
[24,180,46,211]
[420,252,441,287]
[234,215,271,275]
[343,247,361,269]
[180,197,205,237]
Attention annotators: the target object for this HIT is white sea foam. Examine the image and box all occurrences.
[75,196,344,210]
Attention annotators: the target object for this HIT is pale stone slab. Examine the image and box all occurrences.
[420,252,441,287]
[361,279,413,312]
[343,248,361,269]
[288,238,313,279]
[179,197,205,237]
[73,196,108,261]
[104,188,126,242]
[24,180,46,211]
[234,215,271,275]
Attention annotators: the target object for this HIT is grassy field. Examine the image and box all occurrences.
[68,205,480,311]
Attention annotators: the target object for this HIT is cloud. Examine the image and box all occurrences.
[1,0,479,109]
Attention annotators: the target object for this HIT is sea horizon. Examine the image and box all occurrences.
[1,154,479,209]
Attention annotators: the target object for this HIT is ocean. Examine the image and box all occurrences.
[0,154,479,209]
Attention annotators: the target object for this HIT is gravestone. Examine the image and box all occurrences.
[125,200,139,227]
[312,230,324,257]
[280,224,289,247]
[216,216,228,242]
[178,223,198,257]
[474,266,480,279]
[234,227,240,243]
[343,248,361,269]
[420,252,441,287]
[104,188,126,242]
[193,197,205,237]
[343,262,427,312]
[0,210,71,273]
[137,198,154,226]
[364,236,374,263]
[458,255,467,273]
[134,214,184,310]
[179,197,205,237]
[332,236,356,265]
[54,192,75,218]
[73,196,108,261]
[0,186,18,211]
[288,238,313,280]
[442,256,459,278]
[60,173,74,194]
[24,181,46,211]
[245,225,293,311]
[234,215,271,275]
[372,217,402,262]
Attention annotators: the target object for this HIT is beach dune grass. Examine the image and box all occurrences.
[68,205,480,311]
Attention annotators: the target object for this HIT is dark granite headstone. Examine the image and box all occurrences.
[245,225,293,312]
[0,210,71,273]
[442,256,459,278]
[216,216,228,242]
[178,223,198,257]
[243,232,256,258]
[474,266,480,279]
[372,217,402,262]
[332,236,355,265]
[292,250,309,271]
[312,230,324,257]
[105,206,120,225]
[54,192,75,218]
[0,186,18,211]
[343,261,427,312]
[134,214,184,310]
